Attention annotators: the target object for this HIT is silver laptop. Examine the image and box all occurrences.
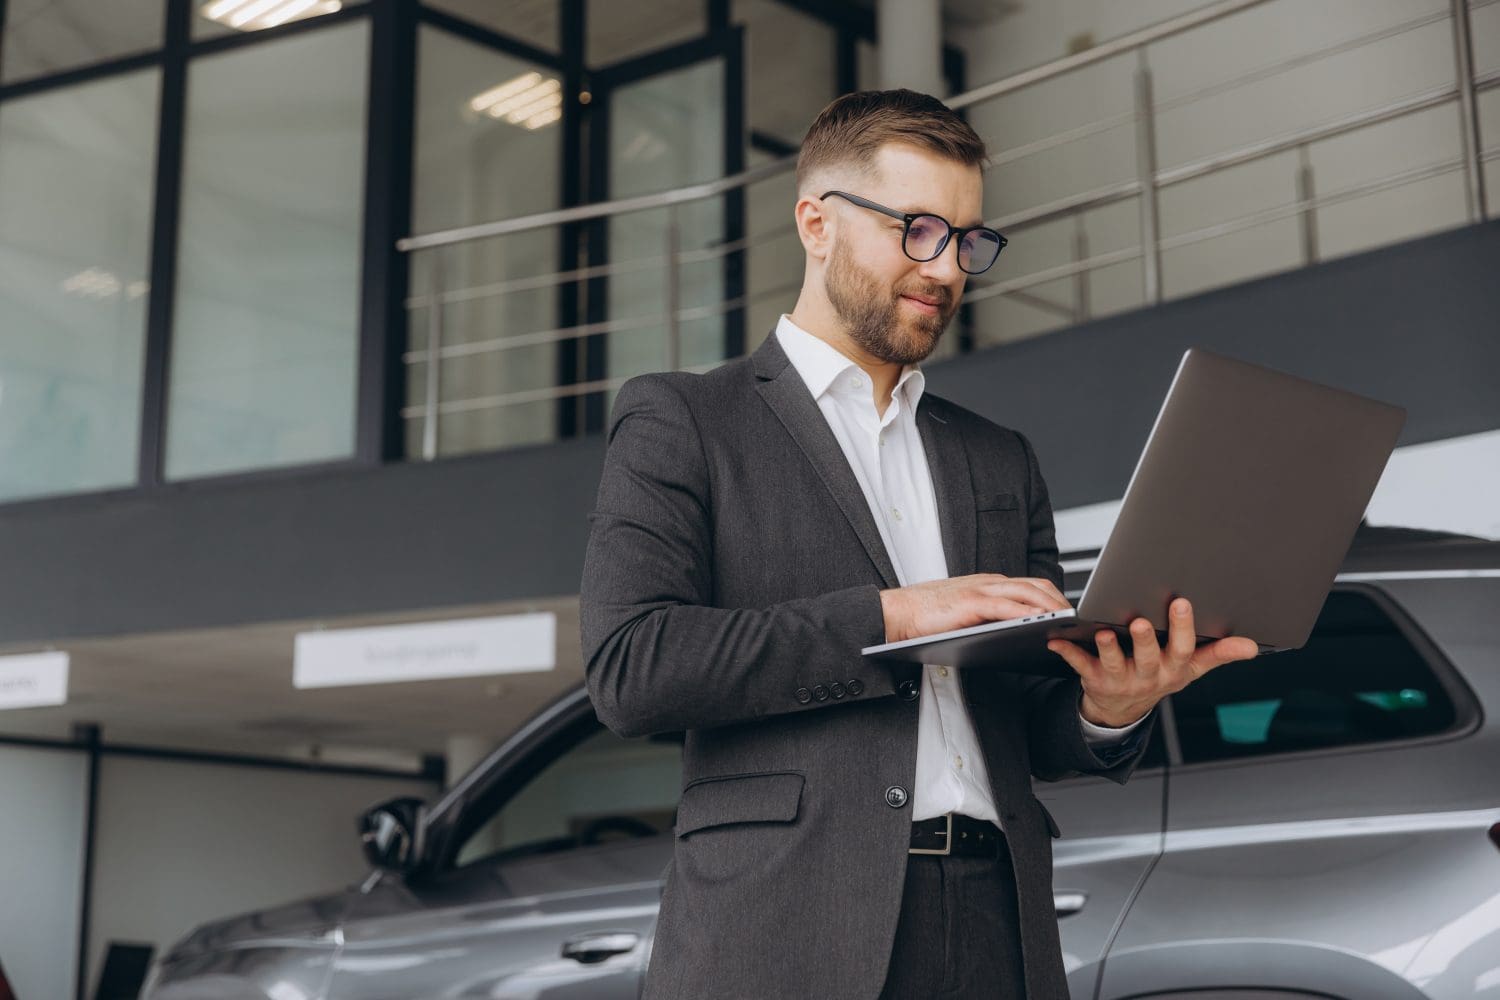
[862,348,1406,677]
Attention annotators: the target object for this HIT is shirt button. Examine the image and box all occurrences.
[937,666,949,678]
[954,755,964,770]
[891,508,902,521]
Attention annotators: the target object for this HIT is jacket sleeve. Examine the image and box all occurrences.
[1011,430,1158,784]
[580,374,896,739]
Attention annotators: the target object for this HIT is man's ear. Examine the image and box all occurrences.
[794,194,833,262]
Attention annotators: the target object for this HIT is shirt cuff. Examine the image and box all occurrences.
[1078,698,1150,746]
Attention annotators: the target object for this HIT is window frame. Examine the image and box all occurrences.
[1159,582,1481,774]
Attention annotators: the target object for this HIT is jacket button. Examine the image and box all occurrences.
[898,679,919,701]
[795,687,812,704]
[884,785,909,809]
[847,679,864,696]
[812,684,830,702]
[829,681,846,699]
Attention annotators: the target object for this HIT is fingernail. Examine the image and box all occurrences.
[1173,600,1187,616]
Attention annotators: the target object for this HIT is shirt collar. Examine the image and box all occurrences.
[774,314,926,410]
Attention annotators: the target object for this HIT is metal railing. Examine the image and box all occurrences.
[397,0,1496,461]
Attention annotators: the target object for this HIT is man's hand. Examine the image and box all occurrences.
[1048,598,1260,728]
[880,574,1071,644]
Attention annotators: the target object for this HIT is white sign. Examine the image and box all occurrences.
[0,651,69,710]
[293,613,556,689]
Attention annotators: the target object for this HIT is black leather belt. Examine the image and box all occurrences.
[909,813,1004,857]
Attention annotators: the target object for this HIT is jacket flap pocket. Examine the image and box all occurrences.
[977,491,1019,512]
[676,771,804,837]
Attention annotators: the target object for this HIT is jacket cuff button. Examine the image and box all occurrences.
[794,687,813,704]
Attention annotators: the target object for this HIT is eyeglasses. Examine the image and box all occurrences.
[820,190,1007,275]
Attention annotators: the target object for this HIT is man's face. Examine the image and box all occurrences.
[821,143,983,366]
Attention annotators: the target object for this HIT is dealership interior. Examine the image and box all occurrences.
[0,0,1497,997]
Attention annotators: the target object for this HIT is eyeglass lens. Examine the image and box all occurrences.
[904,215,1003,274]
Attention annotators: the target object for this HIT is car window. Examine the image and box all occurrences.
[1170,589,1457,764]
[453,726,682,868]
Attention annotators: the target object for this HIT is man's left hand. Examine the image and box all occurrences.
[1047,597,1260,728]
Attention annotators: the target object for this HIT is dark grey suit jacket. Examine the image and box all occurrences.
[580,332,1156,1000]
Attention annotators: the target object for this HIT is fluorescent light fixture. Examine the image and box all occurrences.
[470,72,563,130]
[200,0,342,32]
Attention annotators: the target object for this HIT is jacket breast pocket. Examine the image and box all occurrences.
[976,491,1023,544]
[675,771,805,838]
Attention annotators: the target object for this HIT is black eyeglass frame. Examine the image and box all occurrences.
[819,190,1008,274]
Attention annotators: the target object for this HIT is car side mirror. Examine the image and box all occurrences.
[360,796,425,872]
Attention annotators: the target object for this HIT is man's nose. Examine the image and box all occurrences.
[916,236,966,287]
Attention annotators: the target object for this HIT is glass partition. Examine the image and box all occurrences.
[0,69,160,502]
[1,0,164,84]
[165,20,370,481]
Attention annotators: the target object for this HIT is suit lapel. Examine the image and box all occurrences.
[752,334,900,589]
[916,395,976,580]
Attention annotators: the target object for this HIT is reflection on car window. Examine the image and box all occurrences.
[1171,590,1457,764]
[454,726,682,868]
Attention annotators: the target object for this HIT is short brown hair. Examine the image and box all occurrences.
[796,89,986,192]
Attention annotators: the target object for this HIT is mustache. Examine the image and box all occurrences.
[895,284,955,310]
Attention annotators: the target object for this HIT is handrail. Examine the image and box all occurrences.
[395,0,1281,254]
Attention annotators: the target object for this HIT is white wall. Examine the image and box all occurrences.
[0,744,87,1000]
[86,755,435,994]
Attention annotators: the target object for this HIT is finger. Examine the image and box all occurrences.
[1165,598,1197,666]
[1019,577,1072,608]
[1000,578,1071,611]
[1046,639,1098,680]
[1189,636,1260,678]
[1094,629,1128,675]
[1129,617,1162,679]
[978,580,1061,613]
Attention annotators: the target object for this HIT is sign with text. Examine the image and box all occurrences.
[293,613,556,689]
[0,651,69,710]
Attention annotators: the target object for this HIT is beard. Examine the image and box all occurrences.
[824,236,958,366]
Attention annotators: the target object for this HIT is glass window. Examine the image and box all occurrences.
[732,0,835,149]
[587,0,704,67]
[404,25,564,458]
[1,0,164,84]
[0,70,160,503]
[1171,589,1459,764]
[193,0,364,41]
[454,725,681,868]
[605,57,726,388]
[165,20,369,481]
[421,0,559,55]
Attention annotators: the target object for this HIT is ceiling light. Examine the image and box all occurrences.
[200,0,342,33]
[470,72,563,130]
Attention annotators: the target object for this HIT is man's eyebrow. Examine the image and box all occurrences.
[897,206,987,229]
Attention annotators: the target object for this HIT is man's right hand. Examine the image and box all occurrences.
[879,574,1072,644]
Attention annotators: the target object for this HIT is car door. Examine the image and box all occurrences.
[325,714,680,1000]
[1034,720,1168,1000]
[1097,585,1484,999]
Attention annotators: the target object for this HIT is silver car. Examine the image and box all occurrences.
[146,527,1500,999]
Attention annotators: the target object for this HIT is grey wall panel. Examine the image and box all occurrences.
[0,221,1495,646]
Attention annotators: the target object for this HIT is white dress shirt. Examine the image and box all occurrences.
[774,315,1143,825]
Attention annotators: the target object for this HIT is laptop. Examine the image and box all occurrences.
[861,348,1406,677]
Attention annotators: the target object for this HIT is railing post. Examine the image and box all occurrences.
[665,205,682,372]
[1072,212,1091,322]
[1296,143,1319,264]
[1133,49,1164,304]
[1450,0,1488,221]
[421,251,444,461]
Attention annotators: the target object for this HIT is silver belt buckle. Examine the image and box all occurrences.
[908,812,953,856]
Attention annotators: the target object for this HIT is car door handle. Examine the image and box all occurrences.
[561,931,641,964]
[1054,891,1087,917]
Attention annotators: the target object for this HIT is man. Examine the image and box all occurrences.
[580,90,1258,1000]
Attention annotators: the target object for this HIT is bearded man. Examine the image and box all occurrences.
[580,89,1258,1000]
